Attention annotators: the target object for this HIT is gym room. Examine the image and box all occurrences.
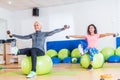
[0,0,120,80]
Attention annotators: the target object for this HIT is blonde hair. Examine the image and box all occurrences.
[34,21,42,26]
[34,21,40,24]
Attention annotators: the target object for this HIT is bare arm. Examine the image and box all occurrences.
[99,33,116,38]
[66,35,86,39]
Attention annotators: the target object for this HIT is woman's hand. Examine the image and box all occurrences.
[6,30,13,37]
[65,35,70,39]
[113,33,119,37]
[63,25,70,30]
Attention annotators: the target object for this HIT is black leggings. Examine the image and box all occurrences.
[19,48,45,72]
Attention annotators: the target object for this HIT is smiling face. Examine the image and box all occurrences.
[34,21,42,31]
[89,26,95,34]
[87,24,97,35]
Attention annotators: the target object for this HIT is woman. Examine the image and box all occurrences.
[66,24,118,70]
[7,21,70,78]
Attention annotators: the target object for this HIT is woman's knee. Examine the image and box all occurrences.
[30,48,45,56]
[31,48,36,51]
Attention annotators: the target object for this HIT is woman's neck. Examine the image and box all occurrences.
[90,32,95,36]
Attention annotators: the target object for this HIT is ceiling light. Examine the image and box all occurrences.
[8,1,12,5]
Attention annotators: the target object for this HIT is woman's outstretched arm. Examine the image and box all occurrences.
[99,33,119,38]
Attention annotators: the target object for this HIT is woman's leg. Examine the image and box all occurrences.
[26,48,45,78]
[78,44,85,55]
[89,48,99,61]
[88,48,99,70]
[30,48,45,72]
[19,48,31,55]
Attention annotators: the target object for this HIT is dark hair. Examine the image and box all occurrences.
[87,24,97,35]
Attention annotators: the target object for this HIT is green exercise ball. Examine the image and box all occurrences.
[92,53,104,68]
[80,54,90,68]
[101,47,114,61]
[80,53,104,69]
[46,49,58,58]
[72,58,78,63]
[58,49,70,60]
[71,48,81,58]
[115,47,120,56]
[21,55,53,75]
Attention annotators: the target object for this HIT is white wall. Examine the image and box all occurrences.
[12,7,75,48]
[71,0,118,50]
[0,7,13,39]
[8,0,120,50]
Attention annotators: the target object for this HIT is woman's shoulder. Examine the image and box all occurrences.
[95,33,100,38]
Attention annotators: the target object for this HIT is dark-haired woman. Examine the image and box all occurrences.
[66,24,118,70]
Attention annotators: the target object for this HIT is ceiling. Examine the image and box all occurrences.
[0,0,93,11]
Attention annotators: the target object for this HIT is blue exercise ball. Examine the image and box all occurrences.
[51,57,61,64]
[108,55,120,63]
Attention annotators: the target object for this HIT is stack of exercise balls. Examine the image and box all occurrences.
[46,48,82,64]
[107,47,120,62]
[46,49,61,64]
[46,48,71,64]
[71,48,81,63]
[100,46,120,63]
[101,47,114,61]
[58,49,70,61]
[58,48,72,63]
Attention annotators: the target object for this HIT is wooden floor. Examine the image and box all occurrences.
[0,63,120,80]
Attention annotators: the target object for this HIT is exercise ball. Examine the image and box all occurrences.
[80,54,90,68]
[108,55,120,63]
[58,49,70,60]
[115,47,120,56]
[21,55,53,75]
[80,53,104,69]
[72,58,78,63]
[51,57,61,64]
[101,47,114,61]
[63,57,72,63]
[46,49,57,58]
[71,48,81,58]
